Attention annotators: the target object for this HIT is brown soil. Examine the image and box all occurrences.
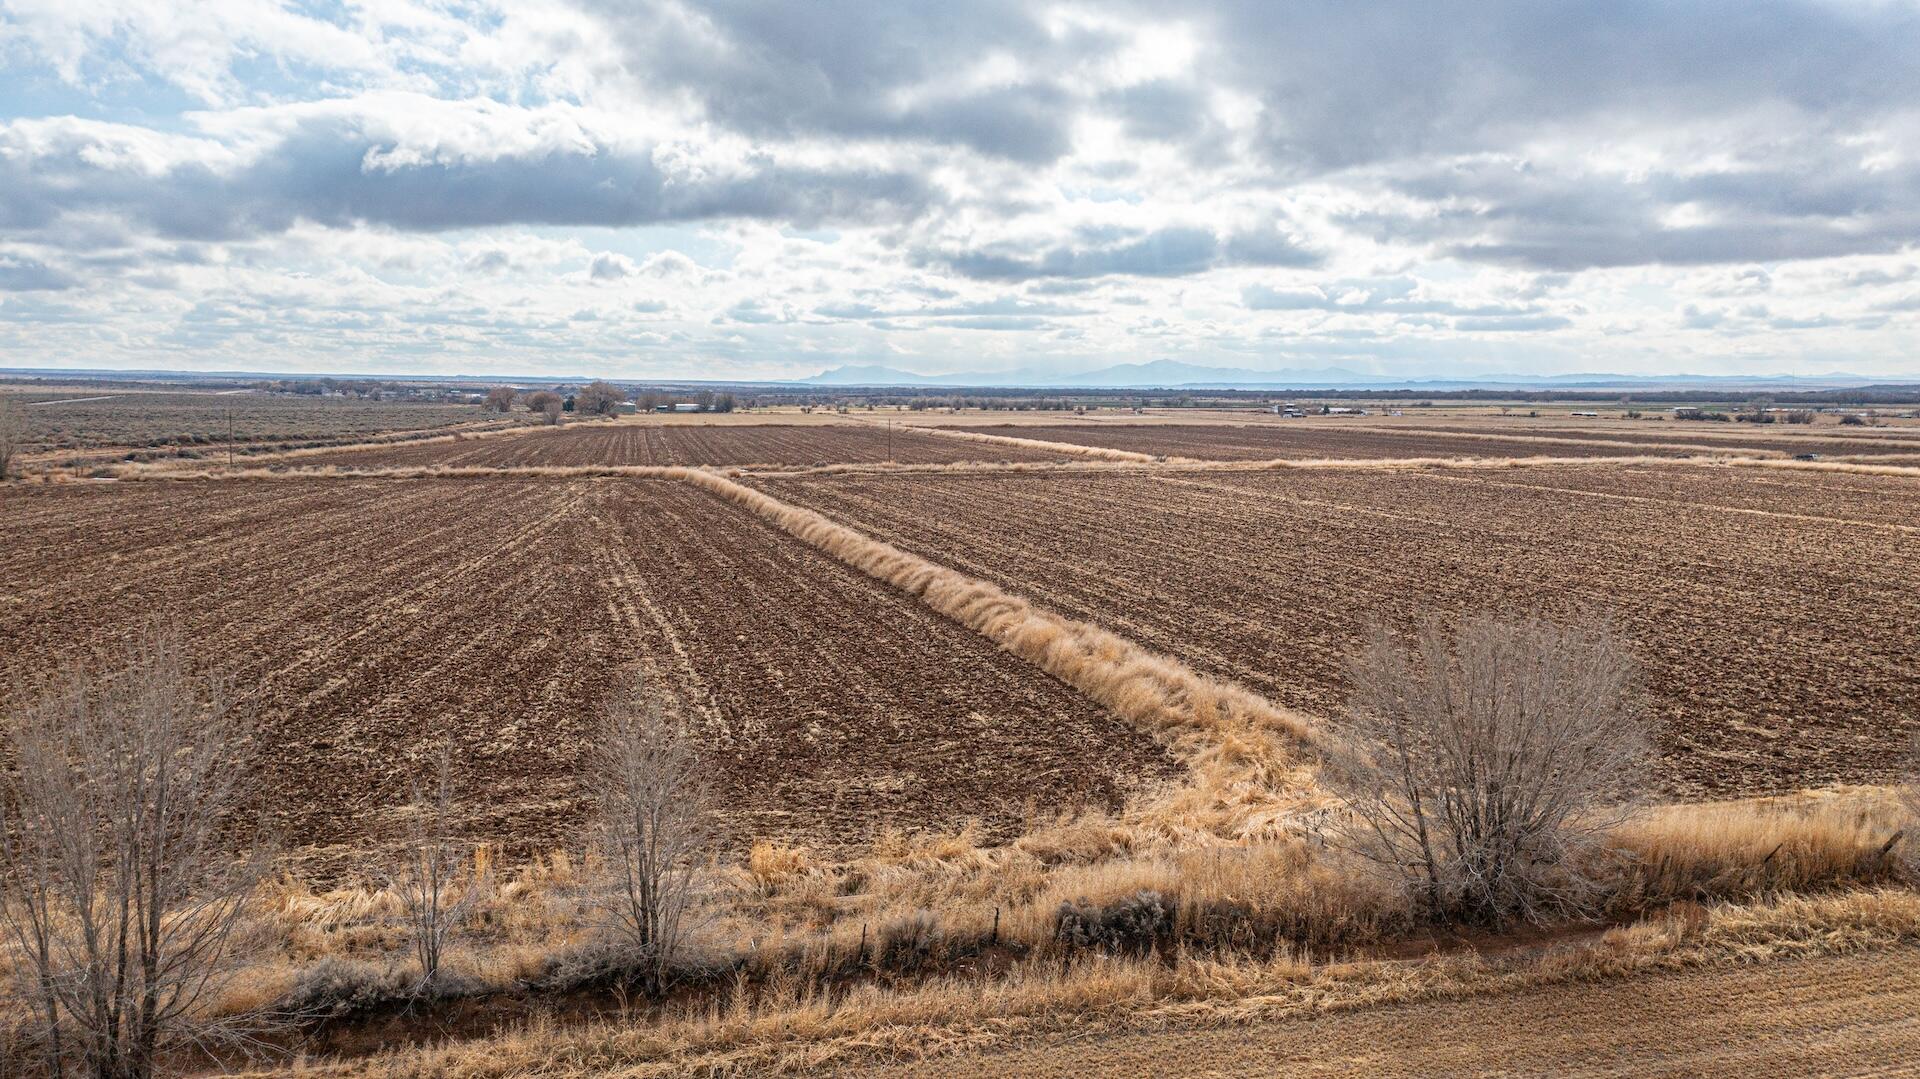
[844,944,1920,1078]
[757,462,1920,798]
[987,419,1920,461]
[0,478,1176,876]
[982,422,1683,460]
[295,423,1071,469]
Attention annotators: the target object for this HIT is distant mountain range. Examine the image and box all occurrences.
[797,359,1905,391]
[4,362,1913,392]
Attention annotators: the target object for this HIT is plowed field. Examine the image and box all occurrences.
[758,463,1920,797]
[0,479,1174,874]
[5,388,487,453]
[968,423,1697,461]
[296,423,1070,468]
[1401,421,1920,459]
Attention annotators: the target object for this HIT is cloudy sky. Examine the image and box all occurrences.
[2,1,1918,381]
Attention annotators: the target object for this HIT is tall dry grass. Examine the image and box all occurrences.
[263,885,1920,1079]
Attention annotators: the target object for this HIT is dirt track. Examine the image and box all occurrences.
[848,945,1920,1077]
[0,478,1176,872]
[761,463,1920,798]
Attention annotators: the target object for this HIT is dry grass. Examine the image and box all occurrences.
[256,886,1920,1078]
[1609,788,1907,908]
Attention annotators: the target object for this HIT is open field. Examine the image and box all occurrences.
[849,944,1920,1078]
[291,422,1072,468]
[1397,420,1920,458]
[5,414,1920,1077]
[1,387,490,454]
[758,462,1920,798]
[958,419,1920,462]
[0,477,1174,872]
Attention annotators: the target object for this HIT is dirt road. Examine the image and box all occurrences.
[849,946,1920,1077]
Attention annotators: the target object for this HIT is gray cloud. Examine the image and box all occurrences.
[1347,151,1920,271]
[1243,279,1534,318]
[924,225,1320,281]
[0,114,936,247]
[1177,0,1920,174]
[577,0,1094,163]
[0,255,79,291]
[1453,314,1571,332]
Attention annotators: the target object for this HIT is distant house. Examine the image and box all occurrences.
[1570,411,1599,417]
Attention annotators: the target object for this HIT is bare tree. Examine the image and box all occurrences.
[593,684,711,993]
[0,394,21,479]
[480,387,517,413]
[524,391,563,426]
[388,746,483,993]
[0,631,270,1079]
[574,380,625,417]
[1321,614,1651,924]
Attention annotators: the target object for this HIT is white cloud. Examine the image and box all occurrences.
[0,0,1916,378]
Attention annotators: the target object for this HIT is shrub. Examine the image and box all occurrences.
[591,685,711,993]
[389,747,487,993]
[283,957,408,1020]
[876,910,944,973]
[525,391,564,424]
[482,387,517,413]
[1055,889,1176,954]
[1321,614,1651,925]
[1840,413,1867,426]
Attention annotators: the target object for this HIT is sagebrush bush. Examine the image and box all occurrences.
[1055,890,1175,954]
[283,957,409,1019]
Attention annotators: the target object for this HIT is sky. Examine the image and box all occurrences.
[1,1,1918,382]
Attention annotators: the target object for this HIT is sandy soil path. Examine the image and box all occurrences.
[847,946,1920,1077]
